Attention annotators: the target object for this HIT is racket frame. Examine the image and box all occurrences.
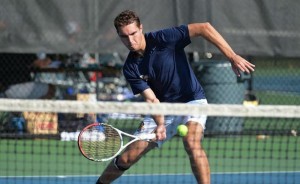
[78,123,156,162]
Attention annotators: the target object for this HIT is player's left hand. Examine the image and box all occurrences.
[230,54,255,77]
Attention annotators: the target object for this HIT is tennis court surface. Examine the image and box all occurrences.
[0,99,299,184]
[2,172,300,184]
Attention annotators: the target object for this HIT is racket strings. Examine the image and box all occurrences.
[79,124,121,161]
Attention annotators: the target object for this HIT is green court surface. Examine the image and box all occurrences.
[1,134,299,177]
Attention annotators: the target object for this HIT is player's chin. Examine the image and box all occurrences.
[127,45,139,51]
[128,47,137,51]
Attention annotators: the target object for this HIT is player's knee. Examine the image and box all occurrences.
[113,155,130,171]
[183,136,202,152]
[184,141,200,152]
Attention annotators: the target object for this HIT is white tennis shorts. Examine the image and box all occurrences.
[134,99,208,147]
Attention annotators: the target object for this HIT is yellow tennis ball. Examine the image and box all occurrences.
[177,125,188,137]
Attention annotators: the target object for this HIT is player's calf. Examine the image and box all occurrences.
[113,155,130,171]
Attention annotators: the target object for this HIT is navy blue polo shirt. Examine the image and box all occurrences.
[123,25,205,102]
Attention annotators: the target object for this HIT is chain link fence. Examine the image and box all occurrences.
[1,1,300,134]
[0,53,299,105]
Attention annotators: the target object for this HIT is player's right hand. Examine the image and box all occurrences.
[155,125,167,141]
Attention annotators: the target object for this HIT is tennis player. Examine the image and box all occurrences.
[96,10,255,184]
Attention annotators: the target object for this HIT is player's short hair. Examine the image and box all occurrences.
[114,10,141,33]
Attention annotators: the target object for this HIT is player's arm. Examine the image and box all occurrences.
[188,23,255,76]
[140,88,166,140]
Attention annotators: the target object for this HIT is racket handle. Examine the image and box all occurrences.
[139,133,156,140]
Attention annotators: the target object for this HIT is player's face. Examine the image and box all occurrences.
[117,22,145,52]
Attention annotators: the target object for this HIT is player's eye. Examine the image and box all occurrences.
[119,34,128,38]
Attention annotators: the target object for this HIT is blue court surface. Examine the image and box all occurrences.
[1,172,299,184]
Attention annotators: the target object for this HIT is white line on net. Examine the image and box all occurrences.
[0,99,299,118]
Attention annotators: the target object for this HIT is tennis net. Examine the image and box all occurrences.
[0,99,299,184]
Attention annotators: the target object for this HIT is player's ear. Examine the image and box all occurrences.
[140,24,143,32]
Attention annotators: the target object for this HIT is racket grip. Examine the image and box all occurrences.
[148,133,156,139]
[139,133,156,140]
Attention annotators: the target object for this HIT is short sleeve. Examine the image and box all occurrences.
[123,61,149,95]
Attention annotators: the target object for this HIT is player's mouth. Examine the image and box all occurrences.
[128,45,136,51]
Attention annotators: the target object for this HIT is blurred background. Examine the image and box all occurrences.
[0,0,299,104]
[0,1,299,183]
[0,0,300,137]
[1,0,299,133]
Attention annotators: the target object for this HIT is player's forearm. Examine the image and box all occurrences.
[141,89,165,126]
[145,97,165,126]
[188,22,236,60]
[152,114,164,126]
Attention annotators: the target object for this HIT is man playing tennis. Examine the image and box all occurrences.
[96,10,255,184]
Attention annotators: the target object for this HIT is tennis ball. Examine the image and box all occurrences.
[177,125,188,137]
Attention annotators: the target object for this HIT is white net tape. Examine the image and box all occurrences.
[0,99,299,118]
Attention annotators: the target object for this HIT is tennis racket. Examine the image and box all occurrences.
[78,123,156,162]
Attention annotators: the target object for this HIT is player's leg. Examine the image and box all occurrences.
[96,140,157,184]
[97,116,165,184]
[183,122,210,184]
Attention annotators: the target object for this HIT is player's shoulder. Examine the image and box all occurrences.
[123,53,140,74]
[146,25,188,37]
[146,25,189,46]
[124,52,140,66]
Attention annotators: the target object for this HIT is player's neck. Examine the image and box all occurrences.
[136,36,146,57]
